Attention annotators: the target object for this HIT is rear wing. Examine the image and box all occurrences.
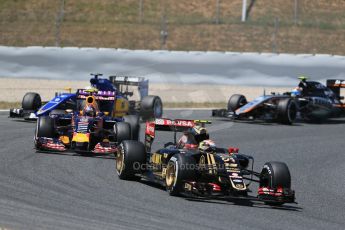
[146,118,195,137]
[144,118,211,152]
[76,89,115,101]
[109,76,148,99]
[327,79,345,100]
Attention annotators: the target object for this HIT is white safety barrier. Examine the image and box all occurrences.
[0,46,344,86]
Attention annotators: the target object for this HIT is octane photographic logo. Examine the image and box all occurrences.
[133,160,233,171]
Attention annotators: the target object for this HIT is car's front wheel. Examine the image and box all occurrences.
[227,94,247,111]
[277,98,297,125]
[35,116,55,149]
[166,154,196,196]
[259,161,292,206]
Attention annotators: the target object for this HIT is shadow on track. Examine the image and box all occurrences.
[36,150,115,159]
[214,117,345,126]
[215,118,304,126]
[137,178,302,212]
[10,119,36,123]
[139,179,167,191]
[304,118,345,125]
[186,196,302,212]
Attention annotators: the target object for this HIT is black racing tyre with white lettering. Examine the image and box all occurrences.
[165,153,196,196]
[259,162,291,206]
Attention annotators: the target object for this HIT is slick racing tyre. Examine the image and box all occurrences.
[260,161,291,206]
[123,115,140,141]
[36,116,55,138]
[277,98,297,125]
[116,140,146,180]
[140,96,163,121]
[35,116,55,149]
[22,92,42,111]
[166,154,196,196]
[114,122,131,144]
[227,94,247,111]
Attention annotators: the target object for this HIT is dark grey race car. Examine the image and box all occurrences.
[212,79,345,124]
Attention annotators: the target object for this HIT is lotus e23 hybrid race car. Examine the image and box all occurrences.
[115,118,295,205]
[212,78,345,124]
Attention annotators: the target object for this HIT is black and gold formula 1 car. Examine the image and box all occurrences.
[115,118,295,206]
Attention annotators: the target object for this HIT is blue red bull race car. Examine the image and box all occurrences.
[35,87,140,154]
[31,74,163,154]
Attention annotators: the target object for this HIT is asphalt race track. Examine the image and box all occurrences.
[0,110,345,230]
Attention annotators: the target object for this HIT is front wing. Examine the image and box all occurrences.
[9,108,37,120]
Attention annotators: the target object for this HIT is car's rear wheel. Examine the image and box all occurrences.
[140,96,163,121]
[114,122,131,144]
[116,140,146,180]
[123,115,140,141]
[228,94,247,111]
[277,98,297,125]
[166,154,196,196]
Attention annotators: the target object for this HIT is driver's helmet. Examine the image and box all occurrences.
[199,139,216,152]
[298,75,308,81]
[83,104,96,117]
[291,87,302,97]
[189,125,209,144]
[178,133,198,150]
[84,86,98,94]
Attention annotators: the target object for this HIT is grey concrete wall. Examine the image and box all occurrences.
[0,46,344,86]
